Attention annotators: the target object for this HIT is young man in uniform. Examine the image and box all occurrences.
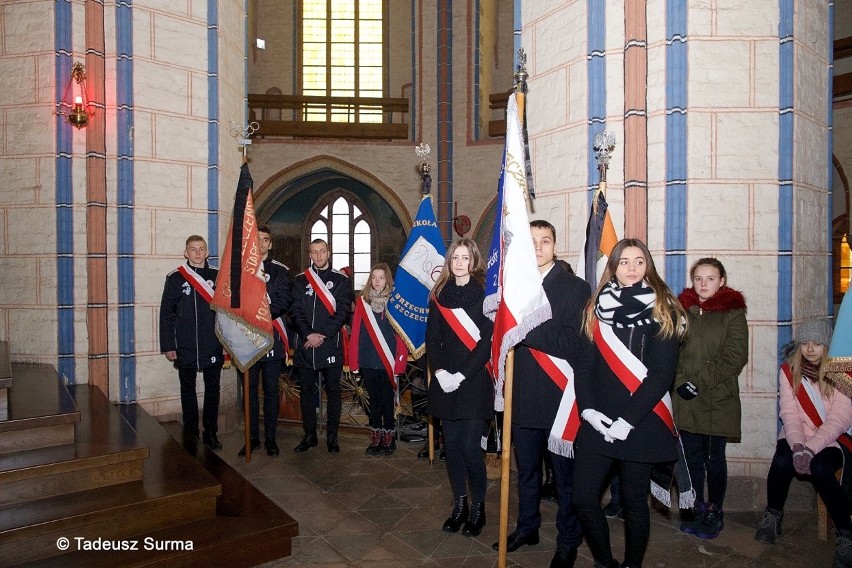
[290,239,354,452]
[239,226,292,457]
[492,220,591,568]
[159,235,224,450]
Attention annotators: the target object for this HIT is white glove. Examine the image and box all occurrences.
[435,369,459,393]
[581,409,614,442]
[608,417,634,441]
[451,372,466,388]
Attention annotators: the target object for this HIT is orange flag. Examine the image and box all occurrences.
[211,163,273,371]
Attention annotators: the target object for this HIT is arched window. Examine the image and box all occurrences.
[307,192,374,290]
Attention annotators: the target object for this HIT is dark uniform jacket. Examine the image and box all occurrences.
[159,261,223,370]
[259,257,292,362]
[290,265,353,369]
[512,263,591,429]
[425,279,494,421]
[575,318,680,464]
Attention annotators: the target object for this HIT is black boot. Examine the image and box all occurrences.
[442,495,468,533]
[382,429,396,454]
[294,432,318,452]
[202,432,222,451]
[462,500,485,537]
[366,428,382,455]
[327,434,340,453]
[550,547,578,568]
[754,507,783,544]
[238,437,260,456]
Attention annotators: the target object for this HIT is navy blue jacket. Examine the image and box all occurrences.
[159,262,223,370]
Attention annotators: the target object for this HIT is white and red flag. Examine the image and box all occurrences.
[211,163,274,372]
[483,93,552,411]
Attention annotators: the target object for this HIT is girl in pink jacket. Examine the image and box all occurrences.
[755,319,852,568]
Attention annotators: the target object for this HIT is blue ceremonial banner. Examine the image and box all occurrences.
[387,196,447,359]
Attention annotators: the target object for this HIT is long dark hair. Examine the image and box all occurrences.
[430,238,485,300]
[583,238,687,339]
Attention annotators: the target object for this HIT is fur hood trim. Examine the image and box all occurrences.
[678,286,747,313]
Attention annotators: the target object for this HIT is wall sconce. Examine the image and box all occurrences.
[55,62,93,129]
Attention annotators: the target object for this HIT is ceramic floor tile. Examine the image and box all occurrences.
[223,429,838,568]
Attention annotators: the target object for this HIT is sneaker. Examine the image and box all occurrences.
[835,532,852,568]
[695,504,724,539]
[603,500,623,519]
[754,508,783,545]
[680,502,705,535]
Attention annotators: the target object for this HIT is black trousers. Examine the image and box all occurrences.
[178,366,221,435]
[248,358,282,440]
[513,426,582,550]
[767,439,852,531]
[681,430,729,508]
[442,418,487,502]
[362,367,395,430]
[297,365,342,437]
[573,447,654,567]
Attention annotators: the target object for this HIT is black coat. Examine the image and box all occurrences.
[159,262,224,370]
[425,279,494,421]
[258,257,292,362]
[290,265,354,369]
[575,319,680,464]
[512,264,591,429]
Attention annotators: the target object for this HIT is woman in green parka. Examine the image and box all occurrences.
[673,258,748,541]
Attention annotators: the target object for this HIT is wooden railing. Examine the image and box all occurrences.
[248,94,409,139]
[488,90,511,138]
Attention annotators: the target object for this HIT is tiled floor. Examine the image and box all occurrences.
[220,427,836,568]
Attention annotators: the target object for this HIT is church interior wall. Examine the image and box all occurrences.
[0,0,849,503]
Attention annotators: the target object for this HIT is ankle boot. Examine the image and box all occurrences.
[366,428,382,455]
[835,530,852,568]
[442,495,468,533]
[462,500,486,536]
[382,429,396,454]
[754,507,783,544]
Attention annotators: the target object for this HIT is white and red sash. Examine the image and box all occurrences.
[529,348,580,458]
[593,320,677,436]
[272,317,291,358]
[178,262,214,302]
[781,363,852,452]
[356,298,397,387]
[435,300,480,352]
[304,267,336,315]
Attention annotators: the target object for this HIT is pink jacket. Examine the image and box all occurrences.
[778,366,852,454]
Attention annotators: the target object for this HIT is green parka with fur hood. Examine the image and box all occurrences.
[673,286,748,439]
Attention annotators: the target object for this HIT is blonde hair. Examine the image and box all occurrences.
[787,344,834,399]
[430,238,485,301]
[361,263,394,297]
[582,238,688,340]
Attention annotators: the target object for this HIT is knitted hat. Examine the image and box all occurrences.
[796,318,833,347]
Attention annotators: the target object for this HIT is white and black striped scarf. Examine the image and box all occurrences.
[594,280,657,328]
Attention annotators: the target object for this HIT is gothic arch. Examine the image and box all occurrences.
[254,155,412,229]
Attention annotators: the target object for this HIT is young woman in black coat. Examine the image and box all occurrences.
[573,238,688,568]
[426,238,494,537]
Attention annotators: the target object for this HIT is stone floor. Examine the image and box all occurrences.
[218,426,837,568]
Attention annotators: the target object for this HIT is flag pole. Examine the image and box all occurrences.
[427,365,435,465]
[497,351,515,568]
[497,49,529,568]
[244,370,252,462]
